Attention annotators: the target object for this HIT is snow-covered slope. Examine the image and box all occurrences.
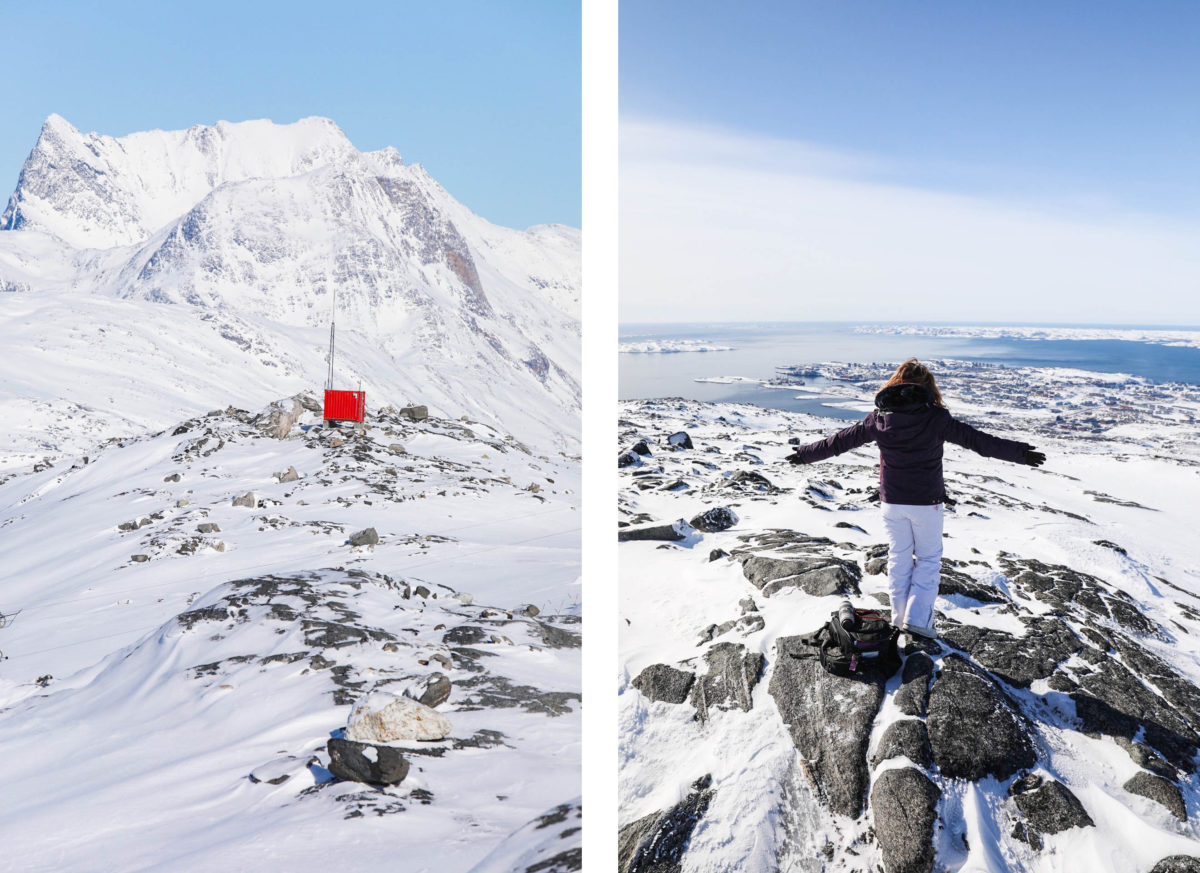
[0,398,580,873]
[0,115,580,462]
[618,362,1200,873]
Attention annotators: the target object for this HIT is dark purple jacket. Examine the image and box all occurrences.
[791,383,1031,505]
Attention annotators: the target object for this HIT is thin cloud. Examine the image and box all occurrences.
[620,118,1200,324]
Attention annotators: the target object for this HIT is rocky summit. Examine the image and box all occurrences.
[0,395,580,873]
[619,375,1200,873]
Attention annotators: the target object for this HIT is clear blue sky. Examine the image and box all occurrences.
[621,0,1200,216]
[620,1,1200,324]
[0,1,580,230]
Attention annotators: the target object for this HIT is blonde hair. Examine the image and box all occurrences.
[884,358,946,408]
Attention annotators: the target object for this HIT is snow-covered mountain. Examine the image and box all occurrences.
[618,362,1200,873]
[0,115,580,466]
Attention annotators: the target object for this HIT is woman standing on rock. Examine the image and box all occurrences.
[786,359,1044,642]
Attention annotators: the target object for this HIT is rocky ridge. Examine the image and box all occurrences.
[618,394,1200,873]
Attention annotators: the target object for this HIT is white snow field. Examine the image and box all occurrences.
[618,361,1200,873]
[0,116,580,873]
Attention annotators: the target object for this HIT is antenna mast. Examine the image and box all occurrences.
[326,288,337,391]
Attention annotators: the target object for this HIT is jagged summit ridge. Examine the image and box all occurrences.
[3,114,365,248]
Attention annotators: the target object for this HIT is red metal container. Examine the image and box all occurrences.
[324,389,365,423]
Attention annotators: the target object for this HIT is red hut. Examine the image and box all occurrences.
[323,309,365,425]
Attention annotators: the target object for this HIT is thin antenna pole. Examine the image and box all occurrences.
[326,288,337,391]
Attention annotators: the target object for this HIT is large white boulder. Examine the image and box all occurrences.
[345,693,451,744]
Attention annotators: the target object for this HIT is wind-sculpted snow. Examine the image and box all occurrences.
[618,373,1200,873]
[0,398,580,873]
[0,115,580,455]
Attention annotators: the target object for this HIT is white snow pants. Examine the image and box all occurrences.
[881,502,944,635]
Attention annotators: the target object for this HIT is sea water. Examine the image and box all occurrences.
[619,322,1200,421]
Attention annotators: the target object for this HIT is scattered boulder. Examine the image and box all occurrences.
[690,643,763,720]
[895,652,935,718]
[618,775,713,873]
[768,635,886,817]
[689,506,738,533]
[631,440,651,456]
[1010,778,1094,849]
[618,451,643,468]
[708,549,728,562]
[1150,858,1200,873]
[197,523,220,534]
[265,399,305,440]
[274,466,299,483]
[163,472,181,483]
[232,492,257,509]
[618,519,696,543]
[326,737,410,785]
[1124,771,1187,822]
[131,554,149,563]
[632,664,695,705]
[871,719,932,769]
[345,693,451,743]
[729,470,773,491]
[516,603,541,617]
[927,655,1036,781]
[666,431,693,450]
[415,673,452,709]
[741,555,860,598]
[871,767,941,873]
[399,405,428,422]
[349,527,379,547]
[864,557,888,575]
[388,443,406,454]
[328,436,345,448]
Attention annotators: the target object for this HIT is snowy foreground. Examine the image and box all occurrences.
[618,362,1200,872]
[0,397,580,873]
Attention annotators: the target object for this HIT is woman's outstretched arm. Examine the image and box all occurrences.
[787,418,875,465]
[942,413,1041,465]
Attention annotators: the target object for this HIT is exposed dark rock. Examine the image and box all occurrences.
[1010,779,1094,848]
[690,642,764,720]
[618,775,714,873]
[895,652,935,718]
[197,522,220,534]
[398,405,428,421]
[666,431,693,450]
[871,768,940,873]
[689,506,738,533]
[769,635,886,817]
[938,564,1009,604]
[740,555,861,598]
[619,451,642,468]
[633,664,695,705]
[1150,857,1200,873]
[1114,737,1176,780]
[327,737,410,785]
[834,521,867,534]
[1071,651,1200,771]
[416,673,451,708]
[927,655,1036,781]
[618,520,695,543]
[728,470,773,491]
[631,440,652,456]
[871,719,932,769]
[1124,771,1187,821]
[535,620,581,649]
[864,557,887,576]
[938,616,1081,688]
[708,549,728,562]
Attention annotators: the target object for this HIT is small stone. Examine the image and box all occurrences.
[131,554,149,563]
[275,466,299,483]
[232,492,257,508]
[197,523,221,534]
[416,673,452,708]
[163,472,181,483]
[176,498,190,508]
[389,443,406,454]
[708,549,729,562]
[399,405,429,422]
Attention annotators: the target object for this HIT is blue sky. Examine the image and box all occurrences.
[620,1,1200,323]
[0,1,580,230]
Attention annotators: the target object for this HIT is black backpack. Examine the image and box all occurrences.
[807,607,900,677]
